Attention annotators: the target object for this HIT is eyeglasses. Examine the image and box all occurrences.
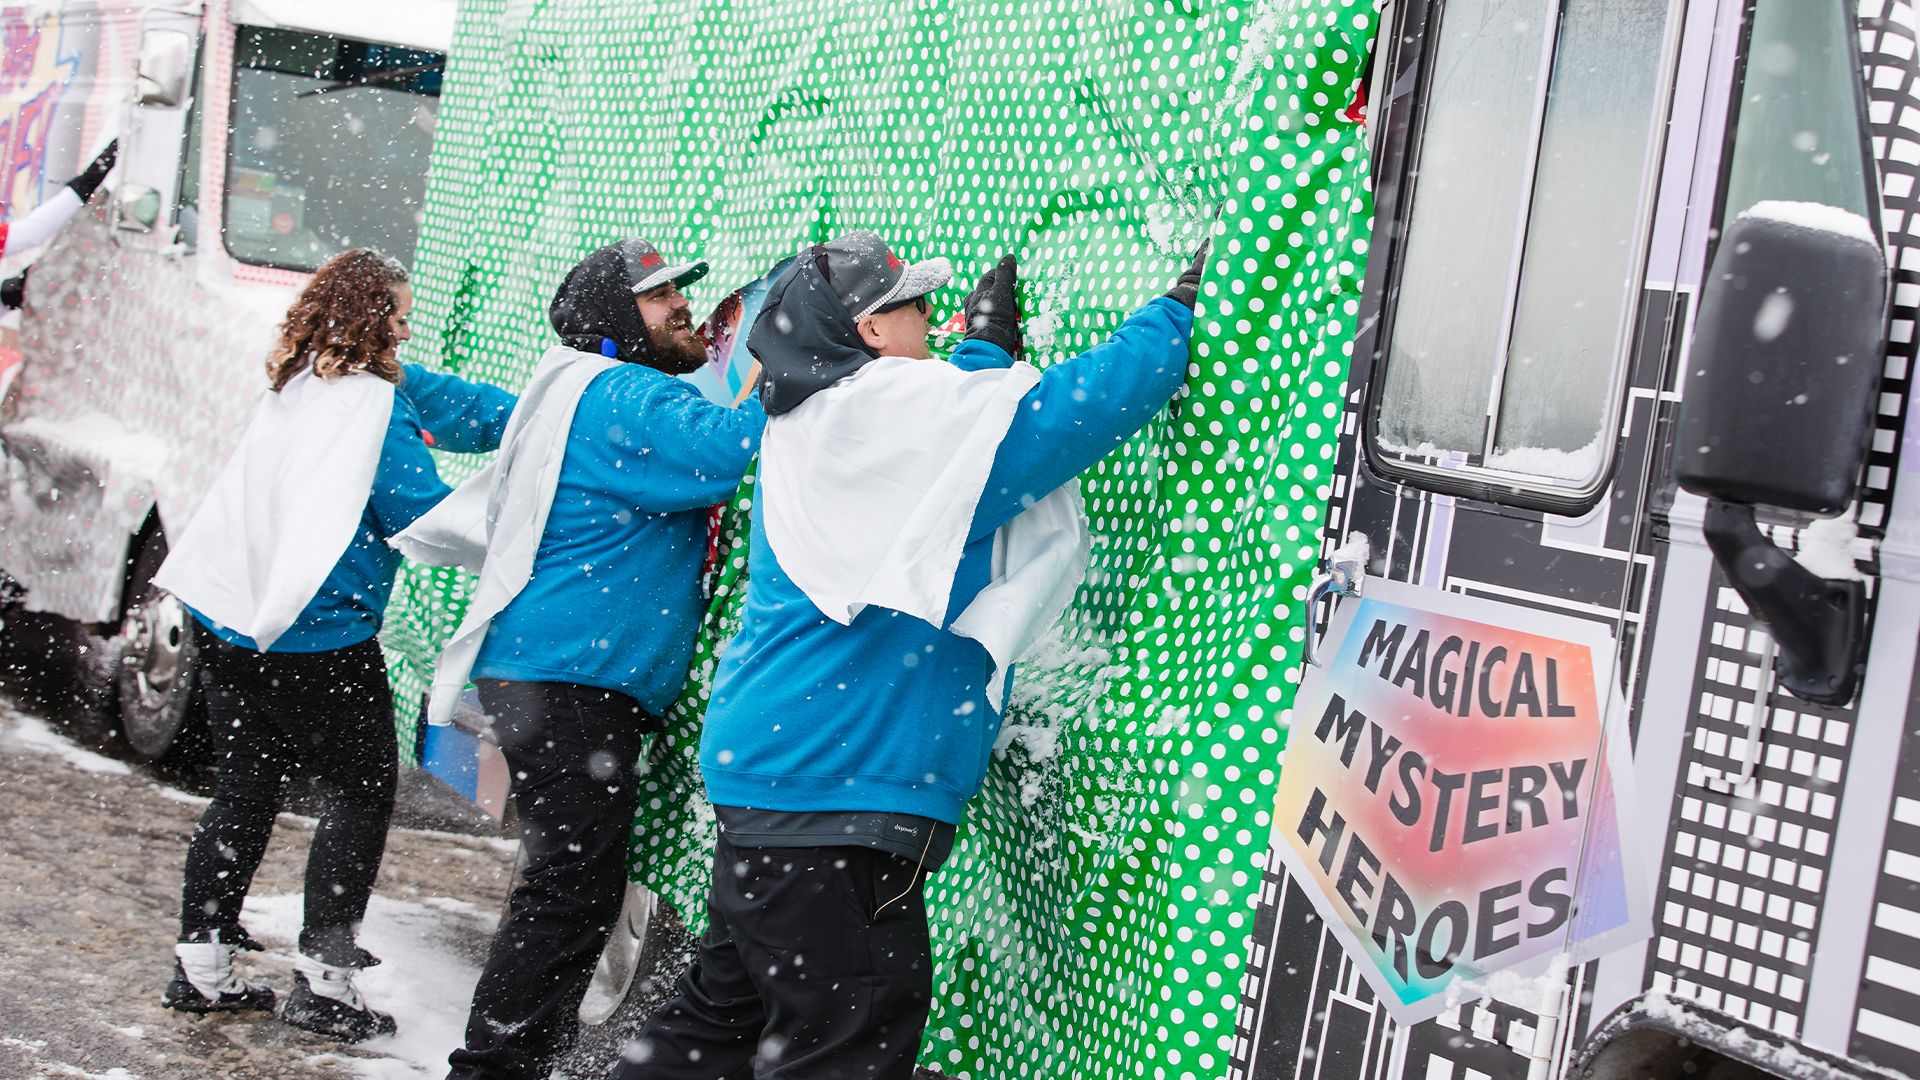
[873,294,930,316]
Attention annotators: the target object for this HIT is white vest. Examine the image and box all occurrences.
[760,356,1090,710]
[153,369,393,650]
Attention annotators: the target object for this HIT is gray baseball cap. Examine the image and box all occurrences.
[619,237,709,294]
[816,230,952,320]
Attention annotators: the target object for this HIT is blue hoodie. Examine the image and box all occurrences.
[700,295,1193,825]
[192,363,516,653]
[470,362,765,714]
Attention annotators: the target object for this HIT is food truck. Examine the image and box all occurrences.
[0,0,453,758]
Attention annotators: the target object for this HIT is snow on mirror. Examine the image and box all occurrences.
[135,28,192,108]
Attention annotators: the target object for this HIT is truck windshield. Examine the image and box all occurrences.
[224,27,442,271]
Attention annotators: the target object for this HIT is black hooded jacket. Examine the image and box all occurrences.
[748,246,879,416]
[548,240,662,366]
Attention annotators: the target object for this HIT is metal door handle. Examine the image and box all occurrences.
[1304,556,1364,667]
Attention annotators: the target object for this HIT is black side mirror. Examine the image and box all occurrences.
[1674,207,1886,705]
[1674,205,1881,703]
[1676,208,1884,510]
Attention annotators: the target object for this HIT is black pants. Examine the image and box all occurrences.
[178,631,396,945]
[447,680,660,1080]
[613,836,934,1080]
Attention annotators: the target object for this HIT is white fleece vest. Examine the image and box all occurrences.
[152,369,392,650]
[390,346,618,725]
[759,356,1089,710]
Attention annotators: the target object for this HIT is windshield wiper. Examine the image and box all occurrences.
[295,61,444,98]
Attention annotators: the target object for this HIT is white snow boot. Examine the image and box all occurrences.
[162,934,276,1014]
[281,953,396,1042]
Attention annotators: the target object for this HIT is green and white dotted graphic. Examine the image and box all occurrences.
[386,1,1375,1075]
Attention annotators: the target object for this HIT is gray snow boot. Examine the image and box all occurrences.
[162,934,276,1014]
[281,954,396,1042]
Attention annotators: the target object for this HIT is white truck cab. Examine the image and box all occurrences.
[0,0,454,757]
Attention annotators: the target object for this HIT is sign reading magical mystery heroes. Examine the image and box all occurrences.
[1270,578,1650,1023]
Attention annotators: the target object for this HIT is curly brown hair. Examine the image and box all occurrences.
[266,248,411,392]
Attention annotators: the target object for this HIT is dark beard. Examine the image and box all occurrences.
[646,321,708,375]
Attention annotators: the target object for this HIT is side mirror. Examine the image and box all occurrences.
[116,185,161,232]
[134,29,192,108]
[1675,206,1885,509]
[1674,204,1886,705]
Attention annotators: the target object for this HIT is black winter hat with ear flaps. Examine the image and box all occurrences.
[748,244,882,416]
[548,238,707,369]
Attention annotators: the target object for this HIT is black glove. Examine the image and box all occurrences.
[1164,239,1211,310]
[962,253,1022,360]
[66,139,118,202]
[0,270,26,310]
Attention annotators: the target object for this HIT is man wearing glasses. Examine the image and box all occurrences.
[615,229,1206,1078]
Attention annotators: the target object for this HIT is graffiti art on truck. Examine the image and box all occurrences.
[0,10,80,214]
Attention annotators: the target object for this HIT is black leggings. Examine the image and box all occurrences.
[177,629,397,947]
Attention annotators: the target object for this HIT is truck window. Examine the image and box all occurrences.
[1365,0,1678,506]
[223,27,442,272]
[1717,0,1875,229]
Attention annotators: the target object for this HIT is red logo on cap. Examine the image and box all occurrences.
[885,251,903,271]
[640,251,665,269]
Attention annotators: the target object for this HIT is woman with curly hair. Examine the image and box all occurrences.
[151,248,516,1042]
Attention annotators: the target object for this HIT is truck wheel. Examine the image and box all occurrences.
[115,529,205,761]
[494,849,661,1030]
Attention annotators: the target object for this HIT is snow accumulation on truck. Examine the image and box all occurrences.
[0,0,452,757]
[9,0,1920,1079]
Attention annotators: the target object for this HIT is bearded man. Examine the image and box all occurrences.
[438,239,764,1080]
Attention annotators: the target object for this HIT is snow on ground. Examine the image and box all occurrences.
[40,1066,142,1080]
[244,889,497,1080]
[0,697,521,1080]
[0,708,133,775]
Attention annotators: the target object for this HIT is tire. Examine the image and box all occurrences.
[114,528,206,761]
[493,847,665,1030]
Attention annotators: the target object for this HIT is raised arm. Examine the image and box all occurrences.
[368,398,456,536]
[626,380,767,513]
[949,338,1016,372]
[971,296,1194,539]
[399,363,517,452]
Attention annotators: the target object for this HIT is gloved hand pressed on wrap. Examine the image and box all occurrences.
[963,253,1023,360]
[1164,238,1211,311]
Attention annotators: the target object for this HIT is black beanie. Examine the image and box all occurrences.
[548,240,665,365]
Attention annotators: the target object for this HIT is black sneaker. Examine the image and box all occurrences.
[281,971,397,1042]
[161,959,276,1014]
[223,924,268,953]
[298,924,382,969]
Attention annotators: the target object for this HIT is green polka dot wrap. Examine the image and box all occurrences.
[383,1,1377,1074]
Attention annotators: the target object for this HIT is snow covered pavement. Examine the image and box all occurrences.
[0,698,518,1079]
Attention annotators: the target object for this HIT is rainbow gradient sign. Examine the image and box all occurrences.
[1272,578,1649,1023]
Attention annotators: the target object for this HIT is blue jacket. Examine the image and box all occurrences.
[192,364,516,653]
[471,362,765,713]
[701,297,1194,824]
